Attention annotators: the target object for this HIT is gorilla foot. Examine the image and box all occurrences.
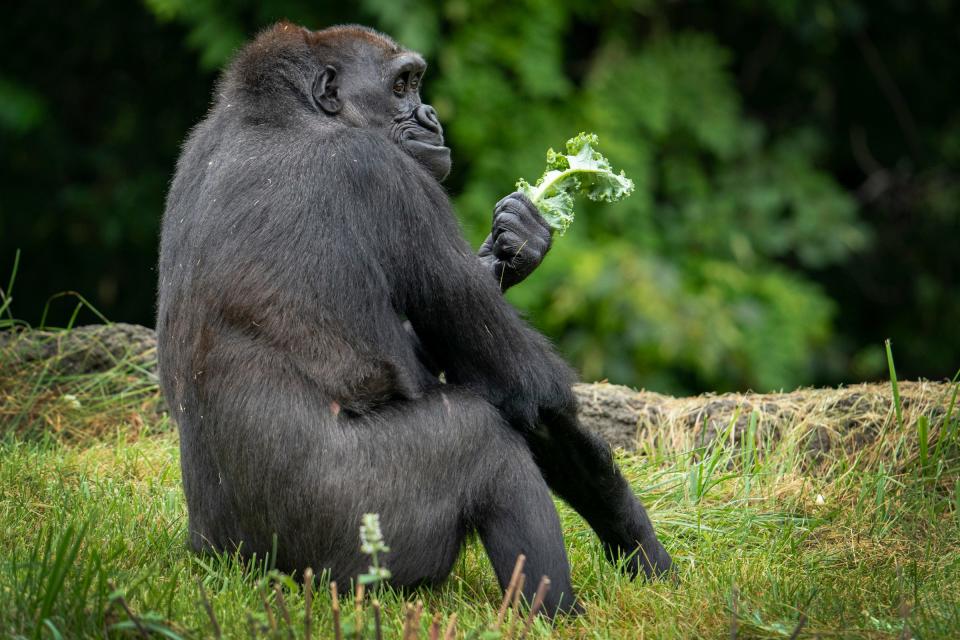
[605,540,674,580]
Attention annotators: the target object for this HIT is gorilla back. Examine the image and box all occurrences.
[158,22,670,616]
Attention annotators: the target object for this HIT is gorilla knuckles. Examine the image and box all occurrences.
[233,22,450,181]
[479,194,553,290]
[158,22,671,618]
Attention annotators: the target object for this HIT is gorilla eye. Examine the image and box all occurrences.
[393,77,406,96]
[410,75,420,91]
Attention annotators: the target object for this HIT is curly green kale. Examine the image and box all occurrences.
[516,132,634,235]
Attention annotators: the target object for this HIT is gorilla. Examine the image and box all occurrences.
[157,22,670,615]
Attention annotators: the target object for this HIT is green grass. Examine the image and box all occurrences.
[1,341,959,638]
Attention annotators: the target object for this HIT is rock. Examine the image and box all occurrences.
[0,323,158,376]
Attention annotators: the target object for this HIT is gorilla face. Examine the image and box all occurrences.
[312,46,451,182]
[385,54,450,181]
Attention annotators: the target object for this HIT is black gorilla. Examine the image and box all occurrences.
[157,22,670,615]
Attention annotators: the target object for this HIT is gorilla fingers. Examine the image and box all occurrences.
[479,192,553,291]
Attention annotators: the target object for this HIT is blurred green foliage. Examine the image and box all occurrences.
[1,0,957,394]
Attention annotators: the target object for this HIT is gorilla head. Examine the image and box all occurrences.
[231,23,451,181]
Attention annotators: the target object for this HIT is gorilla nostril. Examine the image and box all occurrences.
[415,105,442,134]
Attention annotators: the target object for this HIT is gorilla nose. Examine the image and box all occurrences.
[414,105,442,134]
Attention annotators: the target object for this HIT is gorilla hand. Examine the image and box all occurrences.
[478,192,552,291]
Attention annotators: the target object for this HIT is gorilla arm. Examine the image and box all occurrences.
[335,131,575,429]
[408,206,574,430]
[324,131,672,579]
[407,192,552,376]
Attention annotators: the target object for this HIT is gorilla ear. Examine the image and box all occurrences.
[312,65,341,115]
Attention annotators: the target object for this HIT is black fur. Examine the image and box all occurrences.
[157,22,670,616]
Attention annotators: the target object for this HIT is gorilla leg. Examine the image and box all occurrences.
[368,386,580,616]
[339,389,577,613]
[350,390,577,614]
[186,377,576,609]
[474,436,579,616]
[526,411,672,579]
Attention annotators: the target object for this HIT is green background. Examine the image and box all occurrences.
[1,0,957,395]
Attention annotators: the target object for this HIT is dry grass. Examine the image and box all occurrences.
[577,379,958,471]
[0,324,166,443]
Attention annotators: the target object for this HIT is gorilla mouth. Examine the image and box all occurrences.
[393,107,451,181]
[400,139,451,181]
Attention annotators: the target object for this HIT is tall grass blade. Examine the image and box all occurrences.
[917,415,929,479]
[885,339,904,431]
[742,411,758,498]
[38,291,110,329]
[31,521,90,639]
[0,248,21,321]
